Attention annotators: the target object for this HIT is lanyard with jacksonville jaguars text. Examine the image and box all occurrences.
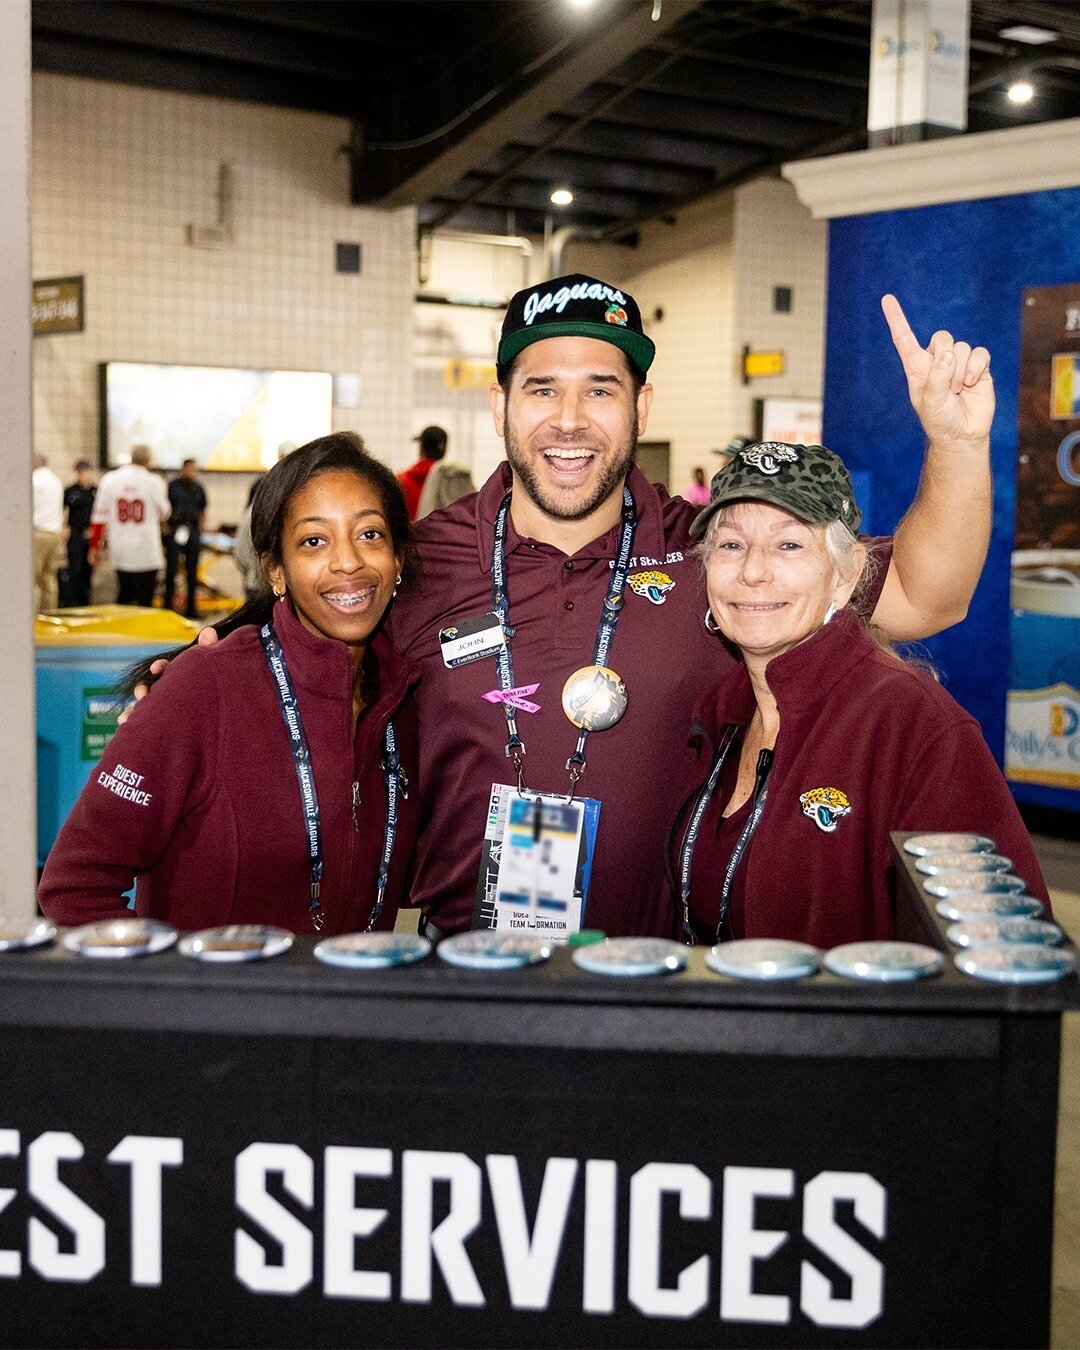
[678,728,773,942]
[370,720,407,930]
[490,486,637,797]
[260,623,404,932]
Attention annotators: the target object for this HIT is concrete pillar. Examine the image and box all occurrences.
[0,0,38,920]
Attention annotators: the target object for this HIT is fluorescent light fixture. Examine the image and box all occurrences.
[998,25,1058,45]
[1007,81,1035,104]
[550,187,574,207]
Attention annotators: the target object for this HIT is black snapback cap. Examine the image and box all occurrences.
[497,273,655,377]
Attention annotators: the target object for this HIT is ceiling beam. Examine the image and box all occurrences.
[366,0,703,210]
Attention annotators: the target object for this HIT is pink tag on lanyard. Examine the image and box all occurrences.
[483,683,541,714]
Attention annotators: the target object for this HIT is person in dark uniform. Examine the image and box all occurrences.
[62,460,96,607]
[165,458,208,618]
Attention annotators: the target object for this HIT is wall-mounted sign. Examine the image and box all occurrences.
[444,360,496,391]
[1006,282,1080,806]
[759,396,823,445]
[33,276,84,336]
[742,347,785,383]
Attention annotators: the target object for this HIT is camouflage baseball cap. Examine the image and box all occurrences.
[690,441,862,539]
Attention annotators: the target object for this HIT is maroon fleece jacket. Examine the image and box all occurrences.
[39,599,420,935]
[670,611,1050,948]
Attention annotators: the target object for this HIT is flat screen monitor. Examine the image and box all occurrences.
[100,362,333,472]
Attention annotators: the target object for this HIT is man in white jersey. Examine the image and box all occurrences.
[90,444,171,606]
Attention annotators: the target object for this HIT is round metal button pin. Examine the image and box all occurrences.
[922,871,1026,898]
[915,852,1011,876]
[437,932,553,970]
[706,939,822,981]
[62,918,177,959]
[314,932,431,969]
[955,944,1076,985]
[935,893,1045,921]
[561,665,628,732]
[824,941,944,982]
[903,833,996,857]
[178,925,293,963]
[0,919,56,953]
[571,937,687,977]
[946,917,1063,948]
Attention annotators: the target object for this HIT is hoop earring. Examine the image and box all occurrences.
[392,571,402,598]
[273,587,286,602]
[704,608,721,634]
[823,602,837,625]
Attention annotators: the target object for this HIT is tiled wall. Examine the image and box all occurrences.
[31,75,829,524]
[573,178,828,495]
[729,177,828,439]
[32,73,416,526]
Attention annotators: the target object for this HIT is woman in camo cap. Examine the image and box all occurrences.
[667,441,1048,948]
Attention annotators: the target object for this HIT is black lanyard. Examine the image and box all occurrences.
[490,487,637,796]
[678,726,773,942]
[260,623,403,933]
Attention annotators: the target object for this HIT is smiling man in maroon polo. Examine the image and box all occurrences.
[389,274,995,939]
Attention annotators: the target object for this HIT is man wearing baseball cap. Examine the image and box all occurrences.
[386,272,995,940]
[398,425,448,521]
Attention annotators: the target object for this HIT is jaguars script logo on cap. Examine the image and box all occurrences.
[523,281,629,326]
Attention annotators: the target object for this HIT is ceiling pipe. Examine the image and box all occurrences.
[548,224,604,278]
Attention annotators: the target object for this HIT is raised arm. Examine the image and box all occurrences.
[869,295,993,641]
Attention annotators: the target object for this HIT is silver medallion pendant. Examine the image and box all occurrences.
[561,665,628,732]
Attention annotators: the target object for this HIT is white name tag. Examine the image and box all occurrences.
[439,611,507,668]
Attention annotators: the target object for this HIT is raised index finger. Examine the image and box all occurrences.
[881,293,922,360]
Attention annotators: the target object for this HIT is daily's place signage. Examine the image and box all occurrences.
[0,1131,885,1331]
[32,276,84,336]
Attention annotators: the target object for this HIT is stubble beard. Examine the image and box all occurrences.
[504,411,639,523]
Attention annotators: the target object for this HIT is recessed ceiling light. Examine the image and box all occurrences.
[1007,81,1035,104]
[566,0,596,9]
[998,25,1058,45]
[550,187,574,207]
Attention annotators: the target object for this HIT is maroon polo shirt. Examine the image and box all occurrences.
[390,464,892,937]
[389,464,730,936]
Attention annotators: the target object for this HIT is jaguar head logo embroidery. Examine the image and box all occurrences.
[605,303,628,327]
[799,786,851,833]
[740,442,799,476]
[628,570,675,605]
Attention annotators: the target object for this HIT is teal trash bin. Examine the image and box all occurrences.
[35,606,200,866]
